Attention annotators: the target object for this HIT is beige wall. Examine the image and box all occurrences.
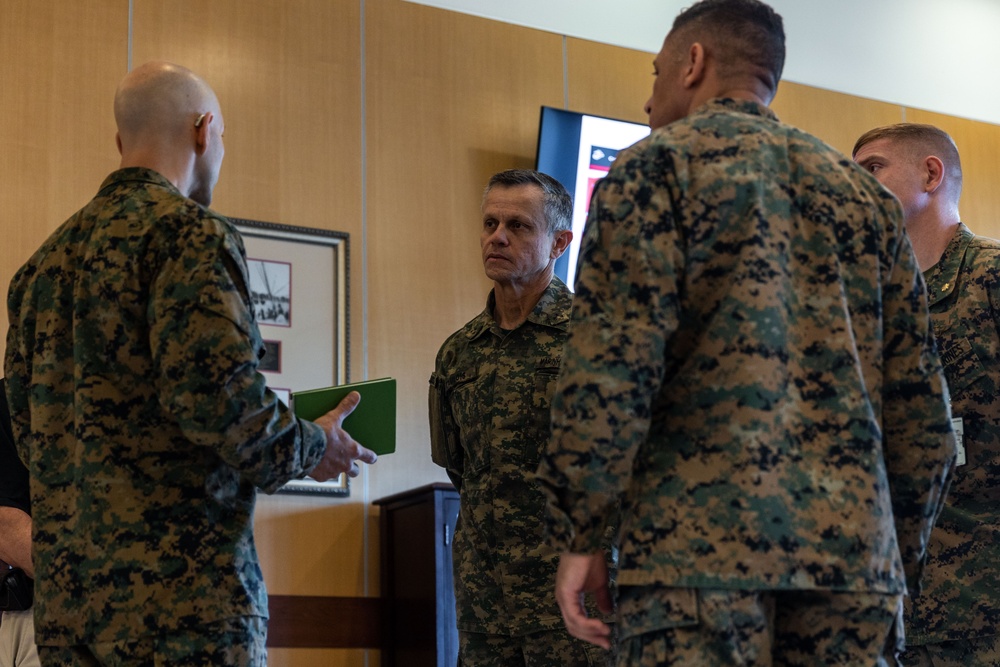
[770,83,1000,239]
[3,2,1000,665]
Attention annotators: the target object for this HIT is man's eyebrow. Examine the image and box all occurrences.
[855,153,884,166]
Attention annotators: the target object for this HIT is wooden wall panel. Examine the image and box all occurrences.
[0,0,125,358]
[131,0,365,380]
[772,81,904,157]
[267,649,367,666]
[566,37,652,124]
[364,0,565,505]
[905,108,1000,240]
[130,0,364,223]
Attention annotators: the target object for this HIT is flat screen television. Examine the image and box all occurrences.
[535,106,650,288]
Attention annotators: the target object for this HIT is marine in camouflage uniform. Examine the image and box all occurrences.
[910,227,1000,665]
[537,2,957,665]
[430,170,608,666]
[4,166,325,661]
[853,124,1000,666]
[5,62,371,665]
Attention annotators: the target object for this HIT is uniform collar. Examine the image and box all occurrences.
[695,97,780,123]
[923,223,973,305]
[465,276,572,340]
[97,167,183,198]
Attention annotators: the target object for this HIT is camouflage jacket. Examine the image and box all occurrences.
[906,223,1000,644]
[536,99,956,617]
[429,277,572,635]
[4,168,327,645]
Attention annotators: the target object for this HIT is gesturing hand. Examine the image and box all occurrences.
[310,391,378,480]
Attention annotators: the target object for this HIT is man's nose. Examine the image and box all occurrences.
[487,224,509,245]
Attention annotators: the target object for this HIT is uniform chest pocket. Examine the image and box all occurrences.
[449,372,491,476]
[523,364,561,468]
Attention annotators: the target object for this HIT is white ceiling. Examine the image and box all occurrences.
[404,0,1000,127]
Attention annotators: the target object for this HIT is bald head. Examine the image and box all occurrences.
[114,62,225,207]
[115,62,219,147]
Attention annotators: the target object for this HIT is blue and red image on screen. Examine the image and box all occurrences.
[535,106,650,288]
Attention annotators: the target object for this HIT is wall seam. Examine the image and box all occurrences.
[562,35,569,110]
[360,0,371,665]
[127,0,134,71]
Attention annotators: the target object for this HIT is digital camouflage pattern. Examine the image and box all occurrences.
[536,99,957,636]
[429,277,578,637]
[4,168,327,646]
[904,223,1000,646]
[36,615,267,666]
[460,626,610,667]
[901,633,1000,667]
[616,587,900,666]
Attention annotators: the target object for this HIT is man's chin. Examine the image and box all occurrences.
[483,261,511,281]
[484,269,509,283]
[190,189,212,207]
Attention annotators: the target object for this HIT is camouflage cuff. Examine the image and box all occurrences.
[543,504,577,553]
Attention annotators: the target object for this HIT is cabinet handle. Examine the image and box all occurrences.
[444,523,451,546]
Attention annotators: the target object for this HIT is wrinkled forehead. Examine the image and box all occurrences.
[856,136,922,164]
[483,183,544,210]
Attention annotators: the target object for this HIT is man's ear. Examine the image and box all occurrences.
[924,155,945,193]
[194,112,213,157]
[683,42,706,89]
[551,229,573,259]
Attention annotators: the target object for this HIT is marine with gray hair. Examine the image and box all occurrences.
[430,168,612,666]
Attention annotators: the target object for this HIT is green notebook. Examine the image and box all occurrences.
[292,377,396,455]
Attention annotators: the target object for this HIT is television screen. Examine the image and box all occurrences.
[535,106,650,288]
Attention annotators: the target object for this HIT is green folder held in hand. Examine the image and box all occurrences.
[292,377,396,455]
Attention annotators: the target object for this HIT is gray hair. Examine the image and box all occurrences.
[483,169,572,234]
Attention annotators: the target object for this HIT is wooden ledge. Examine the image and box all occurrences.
[267,595,383,648]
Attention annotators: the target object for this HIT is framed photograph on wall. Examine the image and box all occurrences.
[249,260,292,326]
[231,218,351,496]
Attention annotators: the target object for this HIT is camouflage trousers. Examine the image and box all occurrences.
[896,634,1000,666]
[35,616,266,667]
[617,586,901,666]
[459,625,613,667]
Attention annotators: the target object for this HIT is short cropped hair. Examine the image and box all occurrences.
[483,169,573,235]
[671,0,785,96]
[853,123,963,197]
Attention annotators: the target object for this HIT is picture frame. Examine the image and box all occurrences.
[231,218,351,497]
